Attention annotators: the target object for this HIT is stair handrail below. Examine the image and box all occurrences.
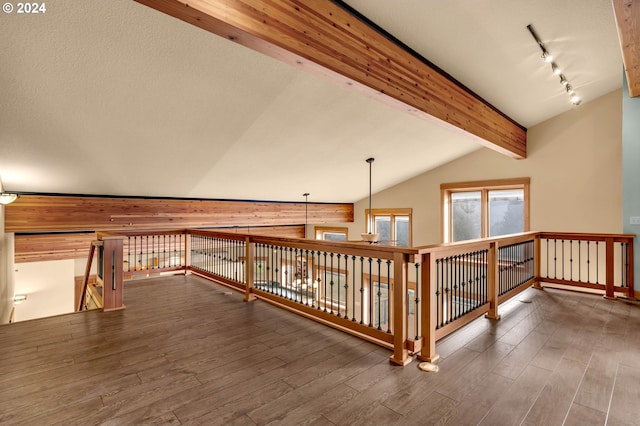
[78,241,103,312]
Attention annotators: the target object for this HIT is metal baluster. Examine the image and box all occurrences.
[386,259,391,333]
[368,257,373,327]
[322,252,328,311]
[482,250,487,304]
[359,256,365,323]
[476,252,481,306]
[587,241,591,283]
[342,254,348,319]
[596,241,600,284]
[336,253,342,316]
[376,258,382,330]
[329,253,335,313]
[553,239,557,279]
[560,239,564,280]
[578,240,582,282]
[351,255,357,321]
[311,250,317,307]
[545,238,549,279]
[569,240,573,281]
[436,258,441,328]
[415,262,420,339]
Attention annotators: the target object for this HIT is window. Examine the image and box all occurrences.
[315,226,348,242]
[365,208,412,247]
[441,178,529,243]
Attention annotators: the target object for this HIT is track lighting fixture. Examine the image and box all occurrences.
[526,23,581,106]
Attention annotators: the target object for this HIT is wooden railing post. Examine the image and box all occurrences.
[244,236,256,302]
[627,239,635,299]
[418,252,439,363]
[604,237,615,299]
[184,230,191,275]
[485,242,500,320]
[101,236,126,311]
[77,241,98,312]
[533,234,542,289]
[390,252,410,365]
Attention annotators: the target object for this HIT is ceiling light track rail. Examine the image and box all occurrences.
[527,24,581,106]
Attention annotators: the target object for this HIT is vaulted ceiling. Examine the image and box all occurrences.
[0,0,628,203]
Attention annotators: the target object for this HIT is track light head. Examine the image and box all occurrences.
[551,63,562,75]
[542,51,553,63]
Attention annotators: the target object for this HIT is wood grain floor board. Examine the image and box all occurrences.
[478,365,552,425]
[1,277,639,425]
[563,402,608,426]
[521,357,589,425]
[442,372,514,426]
[607,363,640,425]
[573,350,619,414]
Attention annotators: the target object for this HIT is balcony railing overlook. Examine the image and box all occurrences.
[80,229,635,366]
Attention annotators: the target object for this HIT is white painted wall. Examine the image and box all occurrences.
[0,202,15,324]
[12,260,75,322]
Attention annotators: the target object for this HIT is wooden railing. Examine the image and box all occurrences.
[188,229,417,365]
[538,232,635,299]
[414,231,635,363]
[83,229,634,366]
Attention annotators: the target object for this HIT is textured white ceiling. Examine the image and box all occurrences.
[0,0,623,203]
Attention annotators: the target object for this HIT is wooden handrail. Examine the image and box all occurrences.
[77,241,102,312]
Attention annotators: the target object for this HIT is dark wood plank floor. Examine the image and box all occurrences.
[1,275,639,425]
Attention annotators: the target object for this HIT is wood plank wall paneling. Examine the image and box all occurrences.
[15,233,97,263]
[134,0,527,158]
[612,0,640,97]
[4,195,353,233]
[14,225,306,263]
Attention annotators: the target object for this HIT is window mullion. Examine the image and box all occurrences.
[482,189,489,238]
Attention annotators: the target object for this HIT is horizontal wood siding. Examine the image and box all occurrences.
[15,233,97,263]
[14,226,306,263]
[5,195,353,233]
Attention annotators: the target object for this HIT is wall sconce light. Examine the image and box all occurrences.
[527,24,581,106]
[13,294,27,304]
[0,192,19,205]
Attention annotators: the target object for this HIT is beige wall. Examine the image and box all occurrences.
[338,89,623,247]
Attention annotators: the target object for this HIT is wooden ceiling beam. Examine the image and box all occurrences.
[613,0,640,97]
[135,0,527,158]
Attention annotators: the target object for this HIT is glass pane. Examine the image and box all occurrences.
[489,189,524,237]
[323,232,346,242]
[395,215,410,247]
[451,191,481,242]
[375,216,391,242]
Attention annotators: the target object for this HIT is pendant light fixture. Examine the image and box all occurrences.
[361,157,379,243]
